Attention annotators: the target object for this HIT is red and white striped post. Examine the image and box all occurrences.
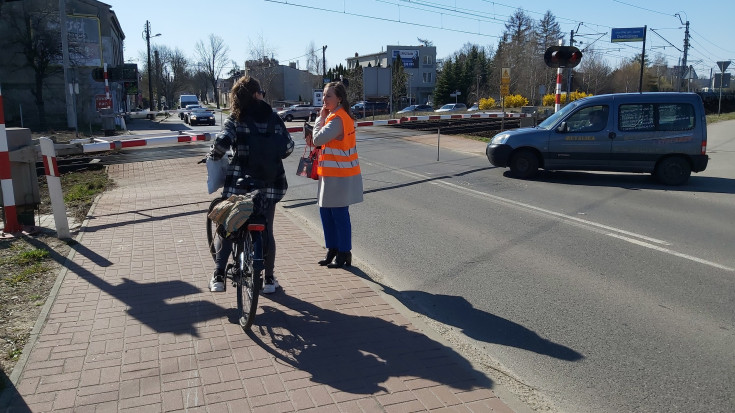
[554,67,563,113]
[0,84,23,234]
[39,138,71,239]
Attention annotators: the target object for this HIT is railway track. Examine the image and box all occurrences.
[390,117,522,137]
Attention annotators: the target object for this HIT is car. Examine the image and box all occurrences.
[277,104,319,122]
[467,103,480,111]
[435,103,467,112]
[397,104,433,114]
[187,107,215,126]
[352,101,389,119]
[182,104,203,122]
[485,92,709,185]
[180,104,202,120]
[127,108,156,120]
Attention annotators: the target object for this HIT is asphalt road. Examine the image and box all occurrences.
[118,114,735,412]
[280,122,735,413]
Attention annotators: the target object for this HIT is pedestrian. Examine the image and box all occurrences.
[306,81,363,268]
[208,76,294,293]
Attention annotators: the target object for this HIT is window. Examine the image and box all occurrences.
[423,55,433,65]
[619,103,694,132]
[423,72,432,83]
[566,105,609,132]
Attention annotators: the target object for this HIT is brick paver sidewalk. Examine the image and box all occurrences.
[1,156,516,412]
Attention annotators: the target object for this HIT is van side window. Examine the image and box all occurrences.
[619,103,694,132]
[658,104,695,131]
[619,104,656,131]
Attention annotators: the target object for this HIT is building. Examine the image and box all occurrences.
[0,0,125,131]
[347,45,437,106]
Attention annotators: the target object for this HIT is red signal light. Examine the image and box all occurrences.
[543,46,583,69]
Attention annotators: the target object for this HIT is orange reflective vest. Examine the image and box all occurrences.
[316,108,361,178]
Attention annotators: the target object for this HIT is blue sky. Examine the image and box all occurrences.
[106,0,734,78]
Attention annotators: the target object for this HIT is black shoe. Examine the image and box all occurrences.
[327,251,352,269]
[318,248,338,266]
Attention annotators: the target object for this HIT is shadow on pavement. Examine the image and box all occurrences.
[0,367,31,412]
[250,292,494,394]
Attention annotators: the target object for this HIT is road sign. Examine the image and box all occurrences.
[500,85,510,96]
[717,61,731,72]
[95,94,111,110]
[611,27,645,42]
[501,67,511,80]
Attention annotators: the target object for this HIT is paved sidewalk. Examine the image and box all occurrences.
[1,149,519,412]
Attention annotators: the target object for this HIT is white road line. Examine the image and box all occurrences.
[371,163,734,272]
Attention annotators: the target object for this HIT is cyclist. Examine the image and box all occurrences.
[208,76,294,294]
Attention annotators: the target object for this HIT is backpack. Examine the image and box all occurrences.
[239,116,287,184]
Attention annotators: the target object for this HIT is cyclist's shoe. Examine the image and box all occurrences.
[262,277,279,294]
[209,272,225,292]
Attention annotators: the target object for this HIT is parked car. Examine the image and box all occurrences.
[467,103,480,111]
[127,109,156,120]
[277,104,319,122]
[435,103,467,112]
[187,107,215,126]
[352,101,390,119]
[485,92,709,185]
[397,104,433,114]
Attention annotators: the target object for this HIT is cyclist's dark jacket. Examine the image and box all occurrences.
[210,100,294,201]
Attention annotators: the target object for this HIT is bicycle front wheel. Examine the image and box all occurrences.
[236,232,260,331]
[206,197,223,262]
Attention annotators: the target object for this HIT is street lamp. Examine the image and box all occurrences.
[143,20,161,111]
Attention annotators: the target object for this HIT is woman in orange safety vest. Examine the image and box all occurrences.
[307,81,363,268]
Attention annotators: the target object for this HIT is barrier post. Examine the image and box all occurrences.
[0,84,23,235]
[39,138,71,239]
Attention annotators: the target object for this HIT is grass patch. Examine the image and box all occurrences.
[707,112,735,124]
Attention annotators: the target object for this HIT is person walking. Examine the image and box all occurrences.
[208,76,294,293]
[307,81,363,268]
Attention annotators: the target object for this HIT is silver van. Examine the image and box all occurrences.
[486,93,709,185]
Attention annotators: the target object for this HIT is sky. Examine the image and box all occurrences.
[105,0,735,79]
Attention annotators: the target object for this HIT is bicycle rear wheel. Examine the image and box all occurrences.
[206,197,223,262]
[236,232,261,331]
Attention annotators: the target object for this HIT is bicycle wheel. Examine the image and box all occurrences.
[236,231,261,331]
[206,197,223,262]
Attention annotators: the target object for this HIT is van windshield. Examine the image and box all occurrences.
[537,101,579,130]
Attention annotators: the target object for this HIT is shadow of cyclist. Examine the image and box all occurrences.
[248,292,493,394]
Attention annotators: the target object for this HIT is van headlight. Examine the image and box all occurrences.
[491,133,511,145]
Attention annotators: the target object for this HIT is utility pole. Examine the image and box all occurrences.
[322,45,327,83]
[154,50,161,110]
[675,13,690,91]
[567,24,582,100]
[144,21,161,110]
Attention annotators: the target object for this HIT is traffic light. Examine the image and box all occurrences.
[544,46,583,69]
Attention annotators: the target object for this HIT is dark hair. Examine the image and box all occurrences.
[230,76,261,122]
[325,81,353,119]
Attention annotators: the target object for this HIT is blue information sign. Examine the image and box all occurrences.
[611,27,645,43]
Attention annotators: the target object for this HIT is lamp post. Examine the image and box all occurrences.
[143,21,161,111]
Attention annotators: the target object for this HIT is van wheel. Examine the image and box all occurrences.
[655,156,691,185]
[509,149,539,179]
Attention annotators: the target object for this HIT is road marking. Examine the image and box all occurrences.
[368,162,734,272]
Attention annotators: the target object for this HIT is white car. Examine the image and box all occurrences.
[434,103,467,112]
[127,109,156,120]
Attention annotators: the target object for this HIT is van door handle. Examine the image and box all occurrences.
[608,132,616,139]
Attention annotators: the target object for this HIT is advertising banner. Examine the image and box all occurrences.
[392,49,419,68]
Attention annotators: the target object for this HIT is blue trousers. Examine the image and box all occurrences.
[320,206,352,252]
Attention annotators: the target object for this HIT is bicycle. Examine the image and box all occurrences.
[205,176,269,331]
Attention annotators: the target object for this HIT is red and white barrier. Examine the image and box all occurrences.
[0,85,23,235]
[81,132,210,154]
[39,138,70,239]
[555,67,563,113]
[285,112,529,134]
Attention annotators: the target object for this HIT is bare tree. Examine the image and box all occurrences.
[153,45,191,109]
[305,41,322,76]
[578,48,612,94]
[195,34,230,108]
[246,33,279,101]
[2,5,69,130]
